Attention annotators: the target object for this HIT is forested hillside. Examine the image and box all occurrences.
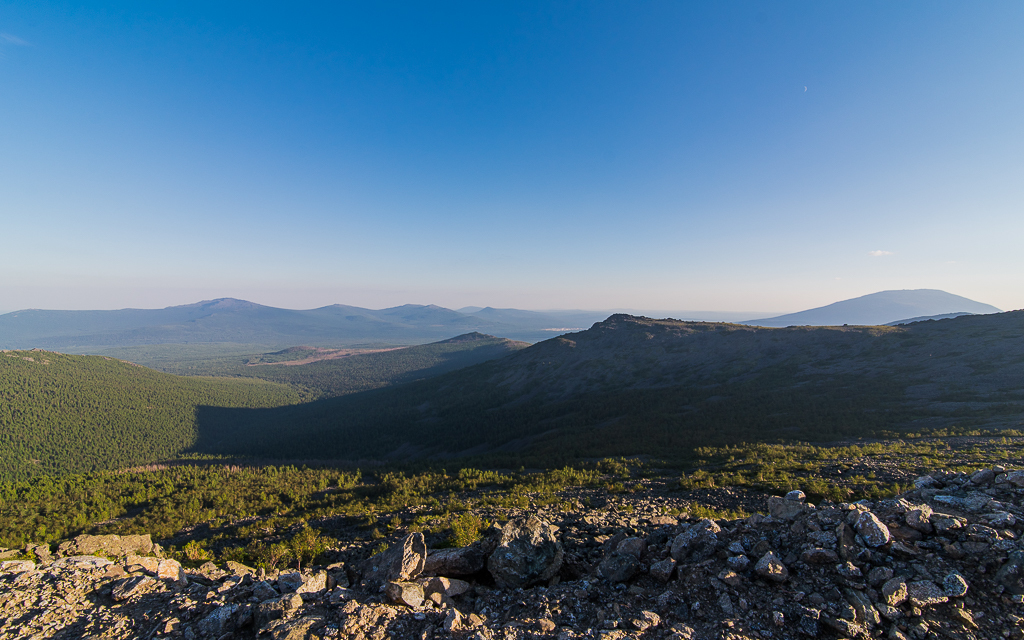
[129,333,529,398]
[0,351,300,480]
[190,311,1024,466]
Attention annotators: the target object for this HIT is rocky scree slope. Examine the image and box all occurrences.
[4,464,1024,639]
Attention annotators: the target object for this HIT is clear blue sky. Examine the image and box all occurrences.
[2,2,1022,314]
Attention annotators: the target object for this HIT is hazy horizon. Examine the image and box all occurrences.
[3,3,1022,314]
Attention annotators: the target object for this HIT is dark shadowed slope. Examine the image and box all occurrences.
[192,311,1024,465]
[0,351,300,480]
[743,289,1001,327]
[146,332,529,398]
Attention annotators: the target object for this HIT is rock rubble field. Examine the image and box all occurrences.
[4,466,1024,640]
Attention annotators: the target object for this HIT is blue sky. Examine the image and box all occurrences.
[2,1,1022,314]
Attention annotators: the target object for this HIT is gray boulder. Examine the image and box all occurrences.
[670,519,721,561]
[360,532,427,591]
[754,551,788,583]
[995,550,1024,595]
[423,539,494,577]
[486,515,563,589]
[598,552,639,583]
[385,581,425,607]
[769,496,807,520]
[854,511,890,547]
[57,534,153,558]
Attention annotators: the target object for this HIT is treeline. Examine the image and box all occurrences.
[0,461,609,562]
[0,351,300,481]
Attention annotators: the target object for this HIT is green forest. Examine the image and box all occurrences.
[0,351,300,481]
[1,438,1013,565]
[100,333,527,399]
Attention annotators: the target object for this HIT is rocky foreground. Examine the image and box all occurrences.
[4,466,1024,640]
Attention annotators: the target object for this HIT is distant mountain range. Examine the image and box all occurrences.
[0,300,759,350]
[0,289,1003,350]
[0,299,610,349]
[742,289,1001,327]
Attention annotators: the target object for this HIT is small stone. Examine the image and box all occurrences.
[854,511,891,547]
[360,532,428,591]
[598,552,639,583]
[984,511,1016,527]
[754,551,788,583]
[486,516,563,589]
[727,554,750,571]
[772,611,784,626]
[443,608,462,632]
[328,586,352,605]
[905,506,934,533]
[801,548,838,564]
[768,496,806,520]
[786,490,807,502]
[225,560,255,575]
[52,555,113,570]
[419,576,470,597]
[197,603,238,638]
[670,519,720,560]
[111,575,157,601]
[385,581,425,607]
[931,513,966,533]
[157,558,187,584]
[0,560,35,573]
[913,475,936,489]
[125,554,160,574]
[252,581,279,601]
[538,618,556,632]
[943,572,969,597]
[649,558,676,582]
[996,550,1024,594]
[882,577,908,606]
[278,572,304,593]
[950,607,977,628]
[906,581,948,607]
[616,537,645,558]
[971,468,995,484]
[837,561,862,578]
[631,610,660,632]
[867,566,894,586]
[295,571,327,597]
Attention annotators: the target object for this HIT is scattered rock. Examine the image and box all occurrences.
[385,580,425,607]
[854,511,891,547]
[768,496,807,520]
[906,580,948,607]
[670,518,720,560]
[882,577,908,606]
[649,557,676,582]
[754,551,788,583]
[110,575,158,601]
[598,551,639,583]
